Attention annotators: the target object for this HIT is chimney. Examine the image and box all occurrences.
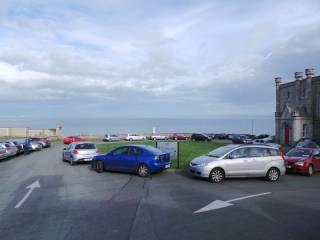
[294,72,303,81]
[305,68,315,78]
[275,77,282,87]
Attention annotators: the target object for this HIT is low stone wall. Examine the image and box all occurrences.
[0,126,63,139]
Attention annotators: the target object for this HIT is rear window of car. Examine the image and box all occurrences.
[145,146,163,155]
[296,139,319,148]
[286,149,312,157]
[75,143,96,150]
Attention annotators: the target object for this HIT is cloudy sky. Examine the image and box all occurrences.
[0,0,320,119]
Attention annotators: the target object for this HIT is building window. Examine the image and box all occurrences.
[303,124,308,137]
[302,88,306,97]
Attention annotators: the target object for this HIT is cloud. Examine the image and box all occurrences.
[0,0,320,117]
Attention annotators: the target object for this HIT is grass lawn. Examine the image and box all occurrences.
[97,140,226,169]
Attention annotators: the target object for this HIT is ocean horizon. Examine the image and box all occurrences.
[0,117,275,136]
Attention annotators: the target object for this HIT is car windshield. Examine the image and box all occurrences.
[75,143,96,150]
[286,149,313,157]
[208,145,235,158]
[145,146,163,155]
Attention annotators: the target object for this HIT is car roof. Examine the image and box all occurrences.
[73,141,94,144]
[229,144,278,149]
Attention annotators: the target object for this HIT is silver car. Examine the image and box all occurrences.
[0,142,18,157]
[0,145,7,160]
[189,144,286,183]
[102,134,121,142]
[62,142,99,166]
[29,141,42,151]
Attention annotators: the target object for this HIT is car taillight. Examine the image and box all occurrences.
[72,149,78,155]
[154,155,159,160]
[278,149,285,160]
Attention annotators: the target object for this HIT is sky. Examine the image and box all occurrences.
[0,0,320,119]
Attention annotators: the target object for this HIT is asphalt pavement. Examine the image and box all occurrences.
[0,144,320,240]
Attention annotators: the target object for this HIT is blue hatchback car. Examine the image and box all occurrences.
[92,145,171,177]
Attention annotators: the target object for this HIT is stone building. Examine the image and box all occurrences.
[275,68,320,145]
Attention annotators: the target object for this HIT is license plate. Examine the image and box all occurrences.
[165,164,170,169]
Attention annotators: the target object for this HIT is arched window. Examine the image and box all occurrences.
[303,124,308,137]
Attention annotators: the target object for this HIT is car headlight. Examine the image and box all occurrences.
[295,161,305,166]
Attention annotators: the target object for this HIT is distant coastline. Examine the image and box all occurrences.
[0,117,275,135]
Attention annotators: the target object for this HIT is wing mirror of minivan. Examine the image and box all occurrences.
[228,155,234,159]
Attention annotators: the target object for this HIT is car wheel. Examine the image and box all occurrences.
[62,154,66,162]
[95,161,104,173]
[266,167,280,182]
[209,168,225,183]
[137,164,150,177]
[307,165,313,177]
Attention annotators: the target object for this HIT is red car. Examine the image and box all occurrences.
[284,148,320,176]
[170,133,189,140]
[63,136,83,144]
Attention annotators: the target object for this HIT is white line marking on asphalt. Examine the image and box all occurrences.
[194,192,271,214]
[14,180,40,209]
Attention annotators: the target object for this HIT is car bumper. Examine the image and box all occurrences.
[150,161,171,172]
[73,154,97,162]
[285,164,307,174]
[31,145,41,150]
[189,165,211,178]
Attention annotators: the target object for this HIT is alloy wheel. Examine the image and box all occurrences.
[267,168,279,181]
[138,164,149,177]
[210,169,224,183]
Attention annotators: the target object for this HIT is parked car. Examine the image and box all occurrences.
[190,133,212,141]
[102,134,121,142]
[253,136,275,144]
[63,136,83,144]
[231,135,253,144]
[28,137,51,148]
[207,133,216,139]
[125,134,146,141]
[284,148,320,176]
[255,134,270,139]
[0,142,18,157]
[189,144,285,183]
[0,145,8,160]
[62,142,99,166]
[29,140,42,151]
[10,140,24,154]
[170,133,189,140]
[151,134,168,140]
[215,133,228,140]
[295,138,320,148]
[92,145,171,177]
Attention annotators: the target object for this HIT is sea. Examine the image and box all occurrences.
[0,117,275,136]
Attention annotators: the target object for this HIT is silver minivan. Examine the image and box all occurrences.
[62,142,99,166]
[189,144,286,183]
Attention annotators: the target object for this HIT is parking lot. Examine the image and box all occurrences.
[0,144,320,240]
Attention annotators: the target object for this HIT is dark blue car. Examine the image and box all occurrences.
[91,145,171,177]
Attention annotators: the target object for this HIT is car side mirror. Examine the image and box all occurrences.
[63,148,66,150]
[228,155,234,159]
